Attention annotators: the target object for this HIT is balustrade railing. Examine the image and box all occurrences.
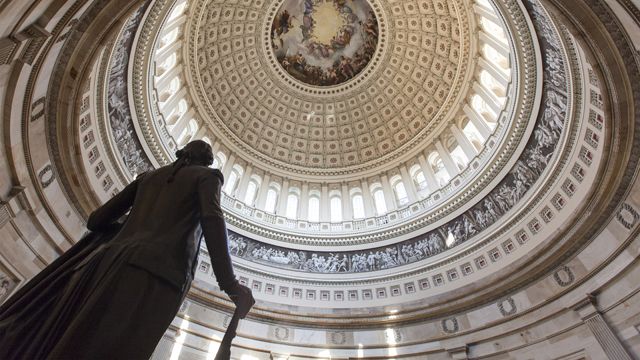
[219,133,502,234]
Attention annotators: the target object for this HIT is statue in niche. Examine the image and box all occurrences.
[0,140,254,359]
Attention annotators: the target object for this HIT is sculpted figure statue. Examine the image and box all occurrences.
[0,140,254,359]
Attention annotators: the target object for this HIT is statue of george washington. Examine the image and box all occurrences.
[0,140,254,359]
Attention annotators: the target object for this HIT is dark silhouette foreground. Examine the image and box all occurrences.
[0,140,254,359]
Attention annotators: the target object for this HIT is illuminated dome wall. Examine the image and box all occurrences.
[1,0,640,359]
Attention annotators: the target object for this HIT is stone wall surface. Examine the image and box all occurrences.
[1,0,640,358]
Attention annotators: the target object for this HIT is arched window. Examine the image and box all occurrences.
[165,98,187,125]
[285,193,299,219]
[410,165,428,193]
[212,151,226,169]
[480,18,506,42]
[429,152,450,187]
[170,77,181,93]
[226,172,238,195]
[330,196,342,222]
[308,196,320,222]
[159,28,179,48]
[463,120,485,151]
[482,44,509,70]
[264,188,278,213]
[480,70,506,98]
[177,99,188,114]
[225,165,243,195]
[177,119,198,147]
[244,180,259,206]
[352,194,365,219]
[372,186,387,215]
[168,1,187,21]
[157,52,177,76]
[472,94,498,126]
[159,76,181,103]
[395,182,408,206]
[451,145,469,170]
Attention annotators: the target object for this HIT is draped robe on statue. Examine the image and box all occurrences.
[0,165,236,360]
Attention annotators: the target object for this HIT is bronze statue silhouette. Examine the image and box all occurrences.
[0,140,254,359]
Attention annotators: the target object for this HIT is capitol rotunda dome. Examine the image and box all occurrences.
[2,0,640,358]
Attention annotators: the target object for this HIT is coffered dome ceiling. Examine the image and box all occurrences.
[125,0,530,251]
[139,0,513,176]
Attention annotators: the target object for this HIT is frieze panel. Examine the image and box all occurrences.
[106,4,154,177]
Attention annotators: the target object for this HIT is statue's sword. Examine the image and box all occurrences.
[213,293,254,360]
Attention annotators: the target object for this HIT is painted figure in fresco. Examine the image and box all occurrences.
[0,140,254,359]
[272,0,379,86]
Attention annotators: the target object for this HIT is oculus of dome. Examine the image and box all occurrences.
[270,0,379,86]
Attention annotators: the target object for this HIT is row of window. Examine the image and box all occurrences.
[149,0,512,222]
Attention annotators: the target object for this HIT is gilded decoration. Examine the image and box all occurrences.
[271,0,379,86]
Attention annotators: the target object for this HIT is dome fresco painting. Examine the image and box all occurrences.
[271,0,379,86]
[3,0,640,357]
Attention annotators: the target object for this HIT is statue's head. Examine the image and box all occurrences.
[176,140,214,167]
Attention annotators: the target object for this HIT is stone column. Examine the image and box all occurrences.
[380,173,396,211]
[155,64,183,91]
[473,81,502,115]
[360,179,376,217]
[341,183,352,220]
[474,2,499,22]
[236,164,253,203]
[221,154,235,180]
[320,183,330,222]
[299,182,309,219]
[450,124,477,160]
[169,108,194,139]
[435,140,460,178]
[399,165,418,203]
[210,141,221,159]
[464,104,492,139]
[418,153,438,192]
[479,31,509,57]
[256,173,271,209]
[161,16,187,38]
[194,125,208,141]
[155,40,181,66]
[478,57,510,87]
[160,88,187,116]
[276,179,289,216]
[573,294,633,360]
